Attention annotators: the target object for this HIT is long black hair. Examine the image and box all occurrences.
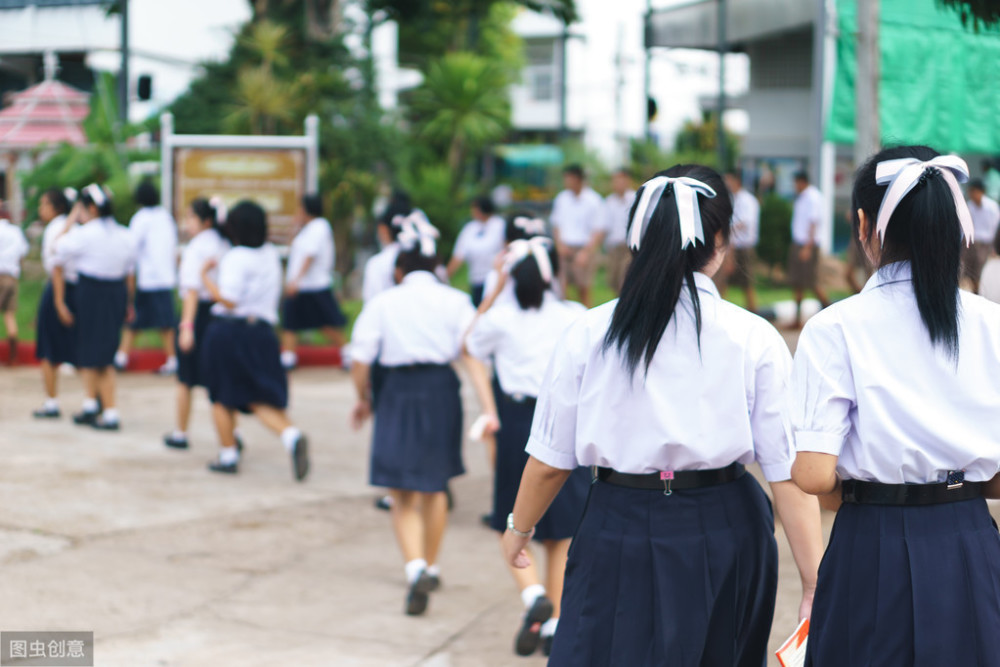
[603,164,732,377]
[853,145,962,357]
[190,198,220,230]
[511,243,560,310]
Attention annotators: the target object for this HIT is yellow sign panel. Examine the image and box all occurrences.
[172,147,306,243]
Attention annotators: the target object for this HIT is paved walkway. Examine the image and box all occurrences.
[0,366,830,666]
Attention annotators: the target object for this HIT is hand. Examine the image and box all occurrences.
[799,583,816,621]
[351,399,372,430]
[483,413,501,435]
[56,302,74,327]
[126,304,136,324]
[798,244,814,262]
[285,281,300,297]
[502,528,534,569]
[556,243,570,259]
[574,249,591,270]
[201,258,218,276]
[178,327,195,353]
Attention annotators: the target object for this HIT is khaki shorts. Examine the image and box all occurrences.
[604,244,632,294]
[962,243,991,286]
[561,245,597,290]
[787,243,820,290]
[0,275,18,313]
[729,247,756,289]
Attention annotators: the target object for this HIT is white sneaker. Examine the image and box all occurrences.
[157,358,178,375]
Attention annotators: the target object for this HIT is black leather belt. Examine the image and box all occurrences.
[596,463,745,492]
[842,478,985,506]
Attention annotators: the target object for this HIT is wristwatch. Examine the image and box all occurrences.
[507,513,533,538]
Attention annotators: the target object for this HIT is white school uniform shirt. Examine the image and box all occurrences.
[352,271,476,367]
[731,188,761,249]
[452,216,506,285]
[526,272,795,481]
[550,187,605,247]
[42,215,78,282]
[286,217,334,291]
[466,292,585,398]
[178,228,230,301]
[602,190,636,248]
[211,244,282,324]
[791,185,823,245]
[0,219,29,277]
[980,256,1000,304]
[967,196,1000,244]
[362,243,399,304]
[54,217,136,280]
[129,206,178,290]
[792,262,1000,484]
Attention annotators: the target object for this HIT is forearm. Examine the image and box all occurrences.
[770,480,824,590]
[292,256,314,285]
[179,290,199,325]
[351,362,371,401]
[791,452,840,495]
[461,352,498,417]
[985,472,1000,499]
[510,457,573,532]
[52,267,66,305]
[126,274,136,301]
[446,256,463,279]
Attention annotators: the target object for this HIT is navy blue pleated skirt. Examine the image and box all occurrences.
[550,473,778,667]
[201,318,288,413]
[35,281,77,365]
[75,275,128,369]
[282,289,347,331]
[370,364,464,493]
[489,390,590,540]
[176,300,214,388]
[131,289,177,330]
[806,497,1000,666]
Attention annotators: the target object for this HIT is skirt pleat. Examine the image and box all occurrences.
[131,289,177,330]
[75,275,127,369]
[201,319,288,413]
[282,289,347,331]
[806,498,1000,666]
[35,281,76,365]
[370,364,464,493]
[550,473,777,667]
[176,300,214,388]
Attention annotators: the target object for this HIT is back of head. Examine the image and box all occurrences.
[853,144,962,357]
[603,164,732,377]
[505,211,545,242]
[135,180,160,208]
[81,184,113,217]
[191,198,220,229]
[473,195,496,217]
[226,200,268,248]
[379,189,412,241]
[302,193,323,219]
[509,239,559,310]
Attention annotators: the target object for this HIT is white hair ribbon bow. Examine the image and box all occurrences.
[875,156,975,247]
[208,196,228,225]
[84,183,107,207]
[63,187,78,204]
[503,237,554,283]
[628,176,717,251]
[513,216,546,236]
[395,210,440,257]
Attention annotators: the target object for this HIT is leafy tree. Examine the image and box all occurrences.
[757,193,792,275]
[939,0,1000,29]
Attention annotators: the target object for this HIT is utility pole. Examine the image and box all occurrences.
[716,0,727,170]
[854,0,880,168]
[119,0,129,123]
[643,0,652,141]
[558,26,569,142]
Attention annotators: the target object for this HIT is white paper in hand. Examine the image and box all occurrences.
[468,414,492,441]
[775,618,809,667]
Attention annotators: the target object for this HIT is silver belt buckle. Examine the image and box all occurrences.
[946,470,965,490]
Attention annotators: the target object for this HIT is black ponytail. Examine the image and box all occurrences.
[602,165,731,378]
[190,198,219,230]
[853,145,961,358]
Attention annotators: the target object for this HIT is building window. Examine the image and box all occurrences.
[524,38,557,102]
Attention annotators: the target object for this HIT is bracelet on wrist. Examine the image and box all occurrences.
[507,512,533,538]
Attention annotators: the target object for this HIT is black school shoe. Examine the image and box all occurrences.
[32,406,61,419]
[515,596,554,656]
[542,635,554,657]
[163,434,189,450]
[92,418,120,431]
[72,410,99,426]
[290,434,310,482]
[207,459,239,474]
[405,571,435,616]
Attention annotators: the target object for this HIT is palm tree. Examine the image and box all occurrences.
[411,52,511,193]
[226,20,294,134]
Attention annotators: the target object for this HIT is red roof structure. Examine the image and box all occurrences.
[0,78,90,151]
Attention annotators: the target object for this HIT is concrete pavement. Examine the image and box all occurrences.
[0,365,830,666]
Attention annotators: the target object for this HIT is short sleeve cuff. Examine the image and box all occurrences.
[759,460,793,483]
[348,342,378,365]
[794,431,845,456]
[525,436,578,471]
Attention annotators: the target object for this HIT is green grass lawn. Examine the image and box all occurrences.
[7,267,850,347]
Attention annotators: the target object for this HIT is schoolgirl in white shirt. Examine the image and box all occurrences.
[791,145,1000,665]
[478,213,549,313]
[52,184,137,430]
[163,197,232,451]
[464,236,589,657]
[350,213,477,617]
[33,187,77,418]
[280,194,346,370]
[0,204,29,363]
[502,165,823,665]
[362,190,411,305]
[199,201,309,482]
[116,180,178,374]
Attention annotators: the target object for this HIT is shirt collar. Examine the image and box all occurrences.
[401,270,440,286]
[861,261,912,294]
[692,271,721,299]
